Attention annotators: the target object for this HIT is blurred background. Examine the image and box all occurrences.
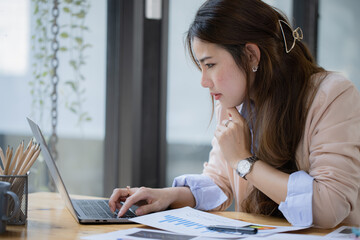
[0,0,359,205]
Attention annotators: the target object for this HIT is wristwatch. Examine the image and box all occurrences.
[236,155,259,179]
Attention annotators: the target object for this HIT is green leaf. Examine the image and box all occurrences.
[80,25,89,31]
[70,107,77,114]
[79,112,88,120]
[59,47,68,52]
[65,81,77,91]
[73,10,85,19]
[34,4,39,14]
[75,37,83,45]
[69,60,77,70]
[63,7,70,13]
[35,53,44,59]
[64,0,73,3]
[60,32,69,38]
[81,44,92,50]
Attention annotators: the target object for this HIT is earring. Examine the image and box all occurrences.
[252,66,258,72]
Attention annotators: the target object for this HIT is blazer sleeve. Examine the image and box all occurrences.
[202,102,234,210]
[307,76,360,228]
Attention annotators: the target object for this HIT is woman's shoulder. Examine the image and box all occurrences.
[315,71,356,93]
[312,71,359,105]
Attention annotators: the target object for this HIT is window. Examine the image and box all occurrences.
[166,0,214,186]
[318,0,360,89]
[0,0,107,197]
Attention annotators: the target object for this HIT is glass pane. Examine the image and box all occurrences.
[263,0,293,23]
[166,0,213,186]
[0,0,107,197]
[318,0,360,89]
[166,0,294,187]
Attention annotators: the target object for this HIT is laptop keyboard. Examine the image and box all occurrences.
[74,199,137,219]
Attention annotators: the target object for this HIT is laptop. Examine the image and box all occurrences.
[27,117,137,224]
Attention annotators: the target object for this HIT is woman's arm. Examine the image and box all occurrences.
[246,160,289,204]
[215,107,290,204]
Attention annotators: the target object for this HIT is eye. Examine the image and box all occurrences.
[206,63,215,69]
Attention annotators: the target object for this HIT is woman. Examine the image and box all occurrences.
[109,0,360,228]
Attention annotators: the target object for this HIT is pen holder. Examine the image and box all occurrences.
[0,173,28,225]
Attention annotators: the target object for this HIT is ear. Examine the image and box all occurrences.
[245,43,261,67]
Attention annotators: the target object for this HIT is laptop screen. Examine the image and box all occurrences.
[27,117,79,221]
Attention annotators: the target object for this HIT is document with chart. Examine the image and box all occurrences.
[130,207,307,238]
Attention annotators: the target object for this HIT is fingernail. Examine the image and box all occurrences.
[136,209,142,215]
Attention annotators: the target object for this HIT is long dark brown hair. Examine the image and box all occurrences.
[186,0,325,216]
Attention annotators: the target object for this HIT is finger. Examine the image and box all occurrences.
[216,124,227,133]
[109,188,127,212]
[214,127,225,140]
[226,107,242,122]
[116,202,123,210]
[118,189,148,217]
[221,119,231,127]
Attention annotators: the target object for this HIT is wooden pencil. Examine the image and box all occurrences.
[7,141,23,176]
[0,148,3,174]
[7,147,13,171]
[5,146,10,168]
[20,147,41,175]
[14,144,36,176]
[19,144,39,174]
[5,144,20,175]
[0,147,4,174]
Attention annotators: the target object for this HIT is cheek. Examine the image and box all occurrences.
[226,73,247,103]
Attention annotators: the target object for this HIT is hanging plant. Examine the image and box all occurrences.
[30,0,52,123]
[30,0,92,126]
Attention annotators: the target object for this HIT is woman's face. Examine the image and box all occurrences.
[193,37,248,109]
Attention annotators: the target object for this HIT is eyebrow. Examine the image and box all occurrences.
[197,56,212,64]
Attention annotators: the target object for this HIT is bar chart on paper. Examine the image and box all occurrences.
[159,214,211,233]
[131,207,247,238]
[130,207,308,238]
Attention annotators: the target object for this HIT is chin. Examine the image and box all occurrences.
[220,102,238,109]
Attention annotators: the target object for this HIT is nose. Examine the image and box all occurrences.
[200,72,213,88]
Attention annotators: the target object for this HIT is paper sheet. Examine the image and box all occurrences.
[130,207,307,238]
[81,228,222,240]
[326,226,359,239]
[244,233,332,240]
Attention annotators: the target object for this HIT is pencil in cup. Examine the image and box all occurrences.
[0,139,41,224]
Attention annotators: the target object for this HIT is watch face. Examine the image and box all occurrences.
[237,160,251,175]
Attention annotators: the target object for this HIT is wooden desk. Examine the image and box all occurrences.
[2,192,337,239]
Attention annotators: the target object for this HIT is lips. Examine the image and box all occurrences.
[211,92,222,100]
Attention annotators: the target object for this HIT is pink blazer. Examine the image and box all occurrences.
[203,72,360,228]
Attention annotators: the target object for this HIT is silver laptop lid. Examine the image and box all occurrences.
[27,117,79,222]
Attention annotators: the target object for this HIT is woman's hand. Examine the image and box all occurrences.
[109,186,194,217]
[214,107,252,168]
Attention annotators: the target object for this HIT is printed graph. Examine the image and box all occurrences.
[159,214,211,233]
